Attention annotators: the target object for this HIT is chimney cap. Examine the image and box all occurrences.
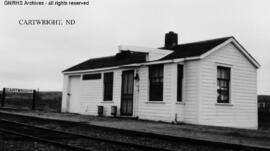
[168,31,176,34]
[165,31,178,47]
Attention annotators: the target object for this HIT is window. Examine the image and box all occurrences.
[217,66,230,103]
[103,72,113,101]
[82,73,101,80]
[177,64,183,102]
[149,65,163,101]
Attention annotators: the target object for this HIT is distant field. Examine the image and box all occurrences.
[36,91,62,112]
[0,91,62,112]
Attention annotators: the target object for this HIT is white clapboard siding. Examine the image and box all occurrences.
[79,77,102,115]
[182,60,200,124]
[98,69,122,116]
[77,70,122,116]
[199,43,258,129]
[137,61,200,123]
[110,69,122,116]
[175,103,185,122]
[168,64,182,122]
[137,64,178,122]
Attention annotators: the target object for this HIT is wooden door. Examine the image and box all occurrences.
[121,70,134,116]
[68,76,81,113]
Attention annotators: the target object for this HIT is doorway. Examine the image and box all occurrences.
[120,70,134,116]
[68,76,81,113]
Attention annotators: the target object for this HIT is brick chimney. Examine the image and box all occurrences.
[165,31,178,47]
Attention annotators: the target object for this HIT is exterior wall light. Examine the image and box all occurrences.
[134,73,140,81]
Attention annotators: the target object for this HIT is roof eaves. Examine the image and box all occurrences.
[200,37,260,69]
[62,55,116,72]
[199,37,233,59]
[231,37,261,68]
[159,36,233,50]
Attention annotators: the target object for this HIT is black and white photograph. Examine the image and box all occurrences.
[0,0,270,150]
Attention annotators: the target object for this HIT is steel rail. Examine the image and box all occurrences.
[0,111,269,151]
[0,118,170,151]
[0,128,91,151]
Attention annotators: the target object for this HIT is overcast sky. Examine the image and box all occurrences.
[0,0,269,94]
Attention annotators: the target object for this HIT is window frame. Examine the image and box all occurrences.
[103,72,114,101]
[149,65,164,101]
[82,73,101,80]
[217,66,231,104]
[177,64,184,102]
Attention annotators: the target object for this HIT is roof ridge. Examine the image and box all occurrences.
[87,55,115,61]
[178,36,233,46]
[81,51,146,61]
[63,51,148,72]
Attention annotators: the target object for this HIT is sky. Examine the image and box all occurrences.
[0,0,269,94]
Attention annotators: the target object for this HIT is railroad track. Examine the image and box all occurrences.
[0,111,269,151]
[0,119,170,151]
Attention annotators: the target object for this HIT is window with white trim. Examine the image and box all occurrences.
[217,66,230,103]
[177,64,183,102]
[103,72,113,101]
[149,65,163,101]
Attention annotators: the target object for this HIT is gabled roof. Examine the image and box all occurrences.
[159,36,232,60]
[63,51,147,72]
[63,36,260,73]
[199,37,260,68]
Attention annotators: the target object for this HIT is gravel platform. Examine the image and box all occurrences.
[0,108,270,150]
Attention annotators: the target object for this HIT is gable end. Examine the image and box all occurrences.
[200,37,260,69]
